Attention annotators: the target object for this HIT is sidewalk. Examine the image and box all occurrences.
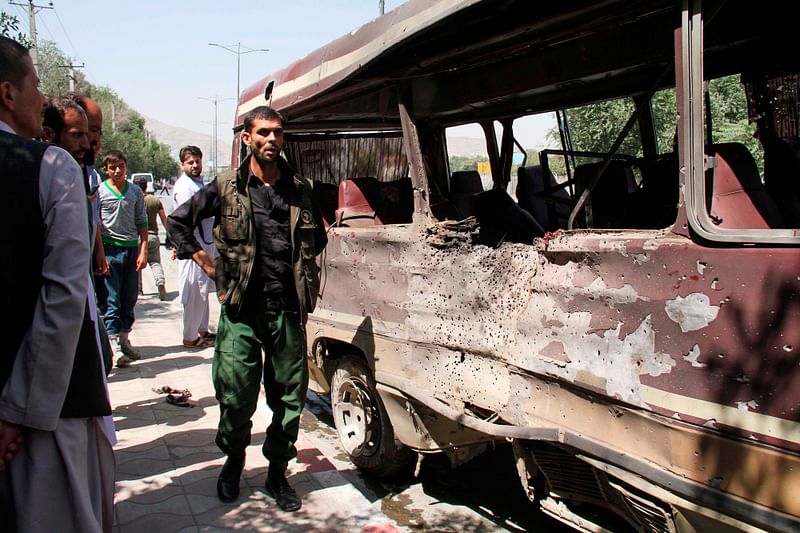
[110,254,402,532]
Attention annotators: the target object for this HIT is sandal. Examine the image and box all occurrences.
[200,331,217,340]
[166,393,193,407]
[152,386,192,397]
[183,337,213,348]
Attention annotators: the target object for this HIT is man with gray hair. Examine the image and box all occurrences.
[0,35,114,532]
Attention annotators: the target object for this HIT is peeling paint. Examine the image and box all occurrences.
[696,261,707,276]
[682,344,705,367]
[664,293,720,332]
[600,240,628,256]
[737,400,759,412]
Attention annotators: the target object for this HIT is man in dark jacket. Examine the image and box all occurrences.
[168,105,326,512]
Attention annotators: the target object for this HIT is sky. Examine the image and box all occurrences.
[10,0,553,151]
[12,1,404,137]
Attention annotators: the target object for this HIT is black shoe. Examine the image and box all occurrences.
[265,471,301,512]
[216,454,245,503]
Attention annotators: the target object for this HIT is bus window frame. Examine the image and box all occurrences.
[682,0,800,245]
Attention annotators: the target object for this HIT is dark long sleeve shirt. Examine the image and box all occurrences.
[168,168,327,315]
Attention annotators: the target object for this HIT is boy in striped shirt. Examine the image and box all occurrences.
[98,150,148,367]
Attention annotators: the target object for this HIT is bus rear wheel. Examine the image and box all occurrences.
[330,355,415,478]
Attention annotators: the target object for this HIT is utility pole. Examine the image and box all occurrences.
[208,42,269,105]
[58,62,84,92]
[198,96,233,176]
[9,0,53,72]
[379,0,385,15]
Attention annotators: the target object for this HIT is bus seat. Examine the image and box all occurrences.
[516,165,571,231]
[709,143,784,229]
[379,177,414,224]
[765,136,800,226]
[449,170,484,219]
[335,177,384,226]
[312,181,339,228]
[573,160,635,228]
[470,188,544,247]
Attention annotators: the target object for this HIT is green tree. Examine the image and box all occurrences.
[563,98,643,163]
[0,11,32,47]
[31,42,180,180]
[708,74,761,169]
[448,155,489,172]
[37,40,90,96]
[547,75,758,169]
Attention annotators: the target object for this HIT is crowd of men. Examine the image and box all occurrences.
[0,34,327,532]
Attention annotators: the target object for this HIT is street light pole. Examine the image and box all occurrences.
[208,42,269,104]
[198,96,234,176]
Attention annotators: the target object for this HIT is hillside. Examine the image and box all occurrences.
[144,115,233,167]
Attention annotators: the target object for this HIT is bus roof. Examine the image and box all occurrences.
[236,0,484,129]
[234,0,690,132]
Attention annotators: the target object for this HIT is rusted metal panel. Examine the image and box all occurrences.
[234,0,486,126]
[308,218,800,519]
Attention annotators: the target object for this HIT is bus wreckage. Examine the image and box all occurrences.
[229,1,800,531]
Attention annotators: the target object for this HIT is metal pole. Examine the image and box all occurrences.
[208,42,268,106]
[199,96,233,175]
[27,0,37,69]
[10,0,53,72]
[236,42,241,102]
[213,98,218,176]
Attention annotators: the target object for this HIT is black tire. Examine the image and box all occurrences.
[330,355,415,478]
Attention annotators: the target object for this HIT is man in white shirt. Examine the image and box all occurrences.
[172,145,217,348]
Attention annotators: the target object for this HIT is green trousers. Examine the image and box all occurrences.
[212,304,308,463]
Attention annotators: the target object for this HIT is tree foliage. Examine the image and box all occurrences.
[563,98,643,163]
[0,23,179,180]
[37,40,91,96]
[0,11,32,48]
[551,75,760,169]
[448,155,488,172]
[87,85,179,179]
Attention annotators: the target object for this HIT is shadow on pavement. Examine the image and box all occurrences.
[112,394,216,431]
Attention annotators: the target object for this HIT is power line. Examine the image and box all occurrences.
[52,8,81,64]
[9,0,53,71]
[35,10,55,41]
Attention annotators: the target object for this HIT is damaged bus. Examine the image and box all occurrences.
[230,1,800,531]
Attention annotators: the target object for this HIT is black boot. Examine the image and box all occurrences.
[265,462,301,512]
[217,453,245,503]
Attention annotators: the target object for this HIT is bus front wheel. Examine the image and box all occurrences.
[330,355,415,478]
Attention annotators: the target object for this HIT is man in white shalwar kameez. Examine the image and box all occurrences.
[172,145,217,347]
[0,36,114,533]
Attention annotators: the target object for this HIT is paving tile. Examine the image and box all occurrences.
[117,511,196,533]
[116,457,176,479]
[117,493,194,524]
[178,465,222,486]
[116,477,184,504]
[116,443,171,465]
[185,493,235,515]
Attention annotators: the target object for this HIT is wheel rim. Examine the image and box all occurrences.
[333,375,381,457]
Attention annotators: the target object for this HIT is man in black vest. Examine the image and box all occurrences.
[0,36,114,532]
